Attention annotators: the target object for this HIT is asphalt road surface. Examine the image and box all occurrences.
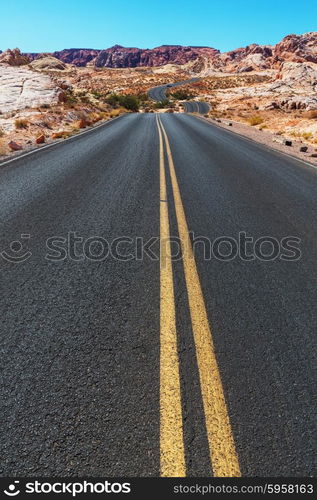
[183,101,210,114]
[1,113,316,477]
[148,79,209,114]
[148,78,200,102]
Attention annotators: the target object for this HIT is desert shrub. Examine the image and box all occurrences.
[105,93,120,107]
[15,118,29,129]
[0,127,4,137]
[154,99,170,109]
[137,93,149,103]
[0,138,7,155]
[105,94,139,112]
[80,95,90,104]
[91,91,104,99]
[52,131,72,139]
[109,108,125,118]
[120,95,139,112]
[302,132,313,140]
[40,103,51,109]
[171,90,194,100]
[248,115,264,126]
[64,90,78,106]
[40,120,52,129]
[98,111,110,120]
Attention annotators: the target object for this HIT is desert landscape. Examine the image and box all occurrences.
[0,31,317,161]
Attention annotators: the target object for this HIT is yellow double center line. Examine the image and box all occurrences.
[157,115,241,477]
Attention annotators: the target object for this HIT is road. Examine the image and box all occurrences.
[148,79,209,114]
[183,100,210,114]
[1,113,316,477]
[148,78,200,102]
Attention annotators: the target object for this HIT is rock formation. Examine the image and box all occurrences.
[26,45,220,68]
[20,32,317,72]
[29,56,67,71]
[0,48,30,66]
[0,66,64,113]
[273,32,317,65]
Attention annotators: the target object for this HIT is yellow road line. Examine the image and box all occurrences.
[157,116,186,477]
[158,115,241,477]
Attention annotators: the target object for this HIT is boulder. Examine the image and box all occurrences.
[36,134,45,144]
[8,141,23,151]
[78,118,87,128]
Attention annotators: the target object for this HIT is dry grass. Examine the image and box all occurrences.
[248,115,264,126]
[15,118,29,129]
[302,131,313,140]
[89,112,103,123]
[51,131,72,139]
[0,138,8,155]
[109,108,125,118]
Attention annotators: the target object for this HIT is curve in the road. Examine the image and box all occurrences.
[148,78,209,115]
[183,100,210,115]
[148,78,200,102]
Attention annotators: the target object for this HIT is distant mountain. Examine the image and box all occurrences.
[25,45,219,68]
[3,32,316,72]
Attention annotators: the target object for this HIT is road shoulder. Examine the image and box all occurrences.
[192,114,317,169]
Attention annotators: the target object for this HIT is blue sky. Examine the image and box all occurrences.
[1,0,316,53]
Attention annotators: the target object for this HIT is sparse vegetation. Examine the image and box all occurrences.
[248,115,264,126]
[64,90,78,107]
[15,118,29,129]
[0,138,7,155]
[120,95,140,112]
[109,108,125,118]
[40,120,52,129]
[51,131,72,139]
[170,90,195,100]
[105,93,140,112]
[302,131,313,140]
[154,99,170,109]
